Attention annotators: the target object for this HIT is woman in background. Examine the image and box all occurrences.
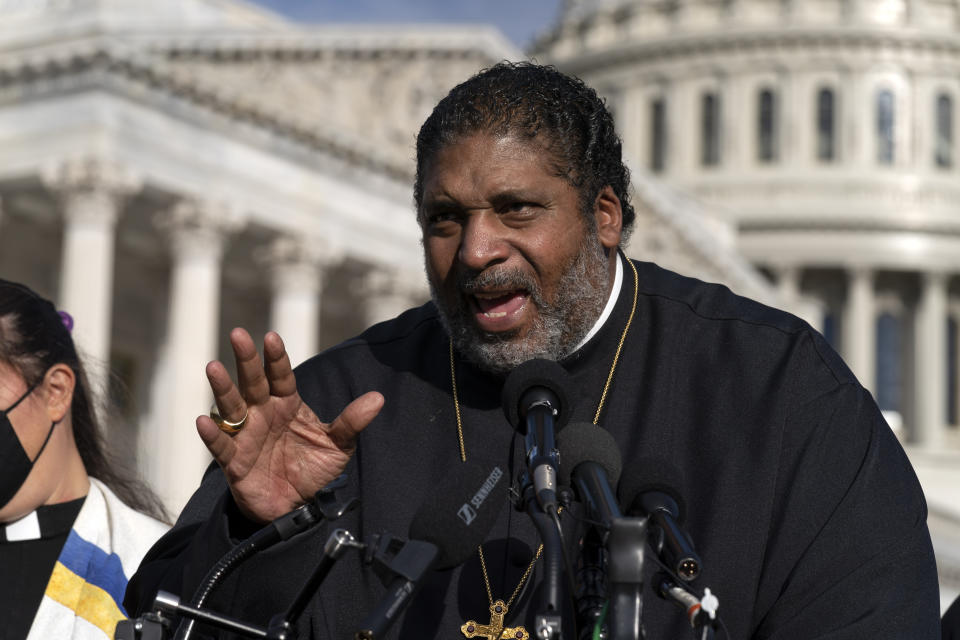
[0,279,169,640]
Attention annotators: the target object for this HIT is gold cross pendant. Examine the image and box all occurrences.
[461,600,528,639]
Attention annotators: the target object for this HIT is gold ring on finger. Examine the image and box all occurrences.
[210,404,248,435]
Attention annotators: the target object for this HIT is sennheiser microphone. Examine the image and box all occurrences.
[356,462,510,639]
[408,460,509,569]
[502,359,573,513]
[556,422,623,531]
[618,459,701,582]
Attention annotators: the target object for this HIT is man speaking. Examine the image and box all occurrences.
[125,62,940,638]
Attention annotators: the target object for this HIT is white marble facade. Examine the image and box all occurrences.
[0,0,515,511]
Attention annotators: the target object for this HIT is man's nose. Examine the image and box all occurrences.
[458,213,509,271]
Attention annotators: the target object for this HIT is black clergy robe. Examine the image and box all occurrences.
[125,257,940,639]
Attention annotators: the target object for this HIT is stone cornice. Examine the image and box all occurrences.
[541,25,960,72]
[0,39,417,184]
[0,25,521,186]
[739,220,960,236]
[131,25,522,62]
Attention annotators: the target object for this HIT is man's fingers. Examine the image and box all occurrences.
[263,332,297,398]
[230,327,271,404]
[206,360,247,423]
[197,415,237,465]
[325,391,384,450]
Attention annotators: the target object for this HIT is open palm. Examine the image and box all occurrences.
[196,328,383,523]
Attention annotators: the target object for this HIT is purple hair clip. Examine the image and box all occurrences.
[58,311,74,332]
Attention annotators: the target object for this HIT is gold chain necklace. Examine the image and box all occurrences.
[453,255,639,640]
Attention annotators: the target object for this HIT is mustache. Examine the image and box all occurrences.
[458,267,542,298]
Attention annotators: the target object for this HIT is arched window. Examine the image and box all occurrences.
[650,97,666,172]
[876,89,895,165]
[823,311,838,349]
[935,93,953,168]
[876,311,902,413]
[816,87,836,161]
[701,91,721,166]
[949,315,958,426]
[757,88,778,163]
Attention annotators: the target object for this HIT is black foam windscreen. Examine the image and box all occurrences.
[555,422,623,489]
[501,358,573,432]
[408,461,509,569]
[616,457,688,523]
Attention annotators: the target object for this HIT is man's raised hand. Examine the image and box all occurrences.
[196,328,383,523]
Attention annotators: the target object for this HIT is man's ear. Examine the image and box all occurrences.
[41,364,75,424]
[594,186,623,250]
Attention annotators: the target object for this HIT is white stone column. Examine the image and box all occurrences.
[150,199,244,514]
[42,157,141,398]
[618,84,644,170]
[774,265,824,333]
[671,77,698,179]
[776,265,801,301]
[363,267,428,326]
[914,271,948,447]
[258,236,342,368]
[843,267,876,394]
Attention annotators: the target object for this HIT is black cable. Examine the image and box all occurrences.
[176,502,322,640]
[550,507,580,639]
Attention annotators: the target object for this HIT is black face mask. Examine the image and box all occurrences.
[0,384,56,510]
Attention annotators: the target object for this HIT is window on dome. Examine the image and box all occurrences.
[876,89,895,165]
[758,88,778,163]
[650,97,667,173]
[876,311,902,414]
[701,92,721,166]
[816,88,836,162]
[949,315,958,426]
[935,93,953,169]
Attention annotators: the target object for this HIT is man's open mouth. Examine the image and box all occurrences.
[471,290,529,321]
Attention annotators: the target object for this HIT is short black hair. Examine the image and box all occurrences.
[414,61,634,239]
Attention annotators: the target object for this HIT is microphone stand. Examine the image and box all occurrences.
[568,460,648,640]
[117,529,433,640]
[120,528,362,640]
[524,483,566,640]
[606,516,648,640]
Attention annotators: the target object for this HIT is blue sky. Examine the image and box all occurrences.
[249,0,564,49]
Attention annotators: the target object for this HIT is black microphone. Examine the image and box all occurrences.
[618,459,701,582]
[408,459,510,569]
[556,422,623,531]
[356,461,509,639]
[354,537,438,640]
[556,422,626,639]
[502,358,573,513]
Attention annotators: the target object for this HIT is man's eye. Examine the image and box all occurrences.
[503,202,536,214]
[426,211,459,227]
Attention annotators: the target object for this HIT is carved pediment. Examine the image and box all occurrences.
[156,51,493,165]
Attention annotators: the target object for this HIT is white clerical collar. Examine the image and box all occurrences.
[1,510,41,542]
[572,252,624,353]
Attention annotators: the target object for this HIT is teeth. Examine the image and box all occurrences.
[483,311,507,318]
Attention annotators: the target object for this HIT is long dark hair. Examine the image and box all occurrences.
[0,279,168,522]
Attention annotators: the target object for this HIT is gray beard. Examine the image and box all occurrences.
[429,232,612,375]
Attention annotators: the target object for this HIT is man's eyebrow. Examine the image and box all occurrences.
[420,194,461,210]
[488,188,549,208]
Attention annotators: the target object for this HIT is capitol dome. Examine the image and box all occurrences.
[536,0,960,446]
